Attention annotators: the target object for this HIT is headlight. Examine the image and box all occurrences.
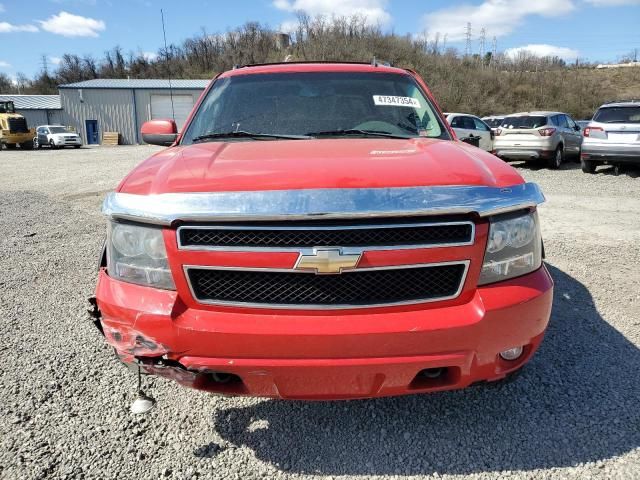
[479,211,542,285]
[106,221,175,289]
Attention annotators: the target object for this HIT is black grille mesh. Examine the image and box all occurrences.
[180,223,472,249]
[187,264,466,307]
[8,117,28,134]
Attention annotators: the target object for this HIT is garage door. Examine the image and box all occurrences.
[150,94,194,131]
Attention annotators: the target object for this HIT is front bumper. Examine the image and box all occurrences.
[94,265,554,400]
[54,138,82,146]
[582,141,640,164]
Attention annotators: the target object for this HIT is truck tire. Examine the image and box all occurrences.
[49,140,58,150]
[20,141,34,150]
[547,146,563,169]
[581,158,596,174]
[5,143,17,150]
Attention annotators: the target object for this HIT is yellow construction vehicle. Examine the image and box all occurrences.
[0,100,35,150]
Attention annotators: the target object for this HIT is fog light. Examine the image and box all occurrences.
[499,346,524,361]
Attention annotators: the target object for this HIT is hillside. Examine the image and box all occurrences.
[1,17,639,119]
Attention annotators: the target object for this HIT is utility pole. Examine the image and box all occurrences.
[464,22,472,57]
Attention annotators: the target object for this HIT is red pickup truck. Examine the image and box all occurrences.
[94,62,553,400]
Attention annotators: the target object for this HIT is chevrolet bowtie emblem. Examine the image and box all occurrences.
[295,248,362,274]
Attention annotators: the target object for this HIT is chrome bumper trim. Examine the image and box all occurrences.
[103,183,545,226]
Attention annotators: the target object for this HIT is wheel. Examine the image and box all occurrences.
[74,145,81,149]
[49,139,57,149]
[5,143,17,150]
[581,158,596,174]
[20,141,34,150]
[613,165,623,176]
[33,137,40,149]
[547,146,563,169]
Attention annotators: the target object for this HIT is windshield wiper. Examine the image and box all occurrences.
[306,129,412,139]
[192,131,311,142]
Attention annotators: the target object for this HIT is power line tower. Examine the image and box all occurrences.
[443,33,448,52]
[479,28,486,64]
[40,54,49,75]
[491,36,497,68]
[464,22,472,57]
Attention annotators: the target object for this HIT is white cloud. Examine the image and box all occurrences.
[278,19,300,33]
[0,22,39,33]
[423,0,575,41]
[505,44,579,60]
[142,51,158,61]
[39,11,105,37]
[273,0,391,25]
[585,0,640,4]
[0,60,11,68]
[49,56,62,65]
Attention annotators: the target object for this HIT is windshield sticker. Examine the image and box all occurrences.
[373,95,421,108]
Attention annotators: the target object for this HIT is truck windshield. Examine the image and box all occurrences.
[593,106,640,124]
[0,101,16,114]
[182,72,450,144]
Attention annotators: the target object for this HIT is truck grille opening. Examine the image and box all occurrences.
[186,263,467,308]
[8,117,28,134]
[178,221,473,250]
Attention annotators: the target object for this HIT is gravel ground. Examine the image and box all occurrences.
[0,146,639,480]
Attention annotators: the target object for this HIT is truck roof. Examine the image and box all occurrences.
[219,61,411,78]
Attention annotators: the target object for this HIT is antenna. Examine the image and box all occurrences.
[160,9,175,123]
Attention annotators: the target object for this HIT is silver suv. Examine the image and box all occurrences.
[493,111,583,169]
[581,100,640,174]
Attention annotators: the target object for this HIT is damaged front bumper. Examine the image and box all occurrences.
[91,265,553,400]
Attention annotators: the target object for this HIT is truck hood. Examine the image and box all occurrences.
[118,138,524,195]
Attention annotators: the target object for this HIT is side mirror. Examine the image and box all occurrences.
[141,119,178,146]
[574,125,581,131]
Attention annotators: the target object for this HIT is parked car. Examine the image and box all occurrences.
[482,115,507,132]
[444,113,494,152]
[576,120,591,133]
[581,100,640,174]
[92,62,551,404]
[493,111,583,168]
[34,125,82,149]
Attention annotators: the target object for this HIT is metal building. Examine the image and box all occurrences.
[58,79,210,145]
[0,95,63,128]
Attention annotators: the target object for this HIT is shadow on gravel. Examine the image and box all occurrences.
[204,264,640,475]
[511,159,640,177]
[510,160,581,171]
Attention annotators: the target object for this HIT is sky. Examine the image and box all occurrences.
[0,0,639,80]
